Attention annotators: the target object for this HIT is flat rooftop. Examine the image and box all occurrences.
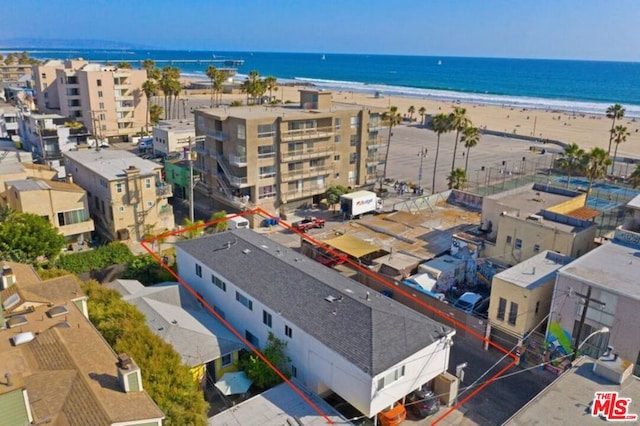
[494,250,572,289]
[176,230,454,376]
[195,101,377,121]
[208,381,349,425]
[155,119,196,133]
[6,178,84,193]
[64,149,162,181]
[486,183,581,216]
[559,240,640,301]
[505,357,640,425]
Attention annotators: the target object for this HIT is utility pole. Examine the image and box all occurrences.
[417,147,428,192]
[571,286,606,361]
[188,136,194,223]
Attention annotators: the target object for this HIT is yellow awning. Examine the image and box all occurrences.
[322,234,380,258]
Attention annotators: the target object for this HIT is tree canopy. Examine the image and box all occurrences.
[238,332,290,390]
[54,242,134,273]
[0,209,65,263]
[208,211,229,233]
[82,280,208,425]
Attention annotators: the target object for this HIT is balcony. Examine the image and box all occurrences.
[367,138,387,149]
[194,140,209,155]
[115,94,134,101]
[156,183,173,198]
[216,156,249,188]
[207,130,228,142]
[280,164,332,182]
[280,146,334,162]
[40,128,58,138]
[281,186,326,202]
[280,126,334,142]
[366,153,386,166]
[116,102,135,112]
[117,116,135,123]
[229,154,247,167]
[59,218,95,237]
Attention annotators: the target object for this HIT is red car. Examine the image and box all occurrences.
[292,216,325,232]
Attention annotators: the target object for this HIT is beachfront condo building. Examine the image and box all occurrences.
[31,59,147,142]
[152,119,195,158]
[193,90,386,213]
[63,149,175,242]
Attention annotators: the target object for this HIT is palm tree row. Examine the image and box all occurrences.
[241,70,274,105]
[558,144,613,206]
[205,65,227,108]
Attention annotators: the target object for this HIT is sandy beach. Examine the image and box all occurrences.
[181,79,640,160]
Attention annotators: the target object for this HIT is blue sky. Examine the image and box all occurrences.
[3,0,639,61]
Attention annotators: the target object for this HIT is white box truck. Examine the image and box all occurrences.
[340,190,382,219]
[226,214,250,229]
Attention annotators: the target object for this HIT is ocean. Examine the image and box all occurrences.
[23,49,640,118]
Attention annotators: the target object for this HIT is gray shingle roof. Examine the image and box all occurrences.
[176,230,453,376]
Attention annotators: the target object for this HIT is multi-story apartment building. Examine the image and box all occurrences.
[63,149,175,242]
[3,177,95,244]
[0,104,18,139]
[0,63,32,87]
[152,119,195,158]
[176,230,455,418]
[548,195,640,377]
[32,60,147,141]
[193,89,385,212]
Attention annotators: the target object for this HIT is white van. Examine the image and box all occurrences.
[226,214,250,230]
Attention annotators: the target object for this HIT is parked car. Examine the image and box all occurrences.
[406,385,440,419]
[453,292,483,314]
[377,403,407,426]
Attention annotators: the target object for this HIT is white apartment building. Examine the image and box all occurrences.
[152,119,195,158]
[176,230,455,418]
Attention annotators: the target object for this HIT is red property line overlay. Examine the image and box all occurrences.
[141,208,518,425]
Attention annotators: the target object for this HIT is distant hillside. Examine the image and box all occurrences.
[0,38,155,50]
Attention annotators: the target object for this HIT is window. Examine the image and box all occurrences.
[97,79,102,87]
[515,239,523,249]
[146,201,153,208]
[116,182,123,193]
[258,145,276,158]
[214,305,225,319]
[145,179,151,189]
[533,244,540,253]
[350,115,360,129]
[118,206,125,212]
[350,134,359,146]
[285,325,293,338]
[41,73,46,79]
[334,155,340,161]
[376,365,406,391]
[535,301,540,314]
[291,365,297,378]
[334,135,341,143]
[98,91,103,98]
[259,165,276,179]
[236,291,253,310]
[99,113,106,121]
[57,209,87,226]
[257,123,275,137]
[506,235,512,245]
[212,274,226,291]
[497,297,507,320]
[259,185,277,200]
[310,158,325,169]
[99,102,105,109]
[335,118,342,129]
[101,125,107,131]
[508,302,518,326]
[245,330,259,347]
[237,123,246,140]
[263,310,272,328]
[221,354,232,366]
[349,153,357,164]
[195,263,202,278]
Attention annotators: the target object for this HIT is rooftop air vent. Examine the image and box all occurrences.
[11,332,35,346]
[46,305,69,318]
[7,315,28,328]
[117,353,133,370]
[325,295,338,303]
[242,249,251,255]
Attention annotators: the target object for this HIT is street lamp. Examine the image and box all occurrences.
[417,147,428,192]
[572,326,610,361]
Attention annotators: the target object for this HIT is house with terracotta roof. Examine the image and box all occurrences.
[3,177,95,245]
[0,263,164,425]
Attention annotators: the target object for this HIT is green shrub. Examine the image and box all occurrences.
[121,254,175,285]
[54,242,134,273]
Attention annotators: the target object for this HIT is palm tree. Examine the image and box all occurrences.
[408,105,415,122]
[447,168,467,190]
[430,113,452,193]
[582,147,612,206]
[149,104,163,125]
[461,125,480,174]
[418,107,426,125]
[450,107,471,172]
[265,76,278,102]
[629,164,640,188]
[558,143,585,188]
[606,104,625,156]
[142,79,158,133]
[213,69,226,106]
[610,124,630,175]
[205,65,217,107]
[142,59,156,74]
[117,62,132,69]
[381,106,402,185]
